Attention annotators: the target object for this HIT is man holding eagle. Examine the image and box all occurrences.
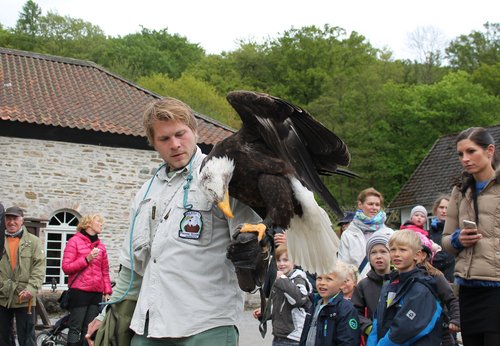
[87,91,352,346]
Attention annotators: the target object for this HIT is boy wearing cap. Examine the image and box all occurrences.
[400,205,429,237]
[0,206,46,346]
[367,230,443,346]
[351,230,393,340]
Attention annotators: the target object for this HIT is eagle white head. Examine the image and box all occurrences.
[198,156,235,217]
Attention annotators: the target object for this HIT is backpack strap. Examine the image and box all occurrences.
[358,256,368,273]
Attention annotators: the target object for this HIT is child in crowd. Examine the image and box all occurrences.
[400,205,429,237]
[253,245,312,345]
[417,238,460,346]
[351,231,393,341]
[368,230,443,346]
[341,264,359,300]
[300,261,360,346]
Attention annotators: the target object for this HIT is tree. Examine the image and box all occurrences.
[446,22,500,72]
[36,11,107,59]
[407,26,447,84]
[14,0,42,50]
[15,0,41,37]
[137,73,240,128]
[99,27,205,81]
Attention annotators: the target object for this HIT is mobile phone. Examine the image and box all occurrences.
[463,220,477,229]
[463,220,477,234]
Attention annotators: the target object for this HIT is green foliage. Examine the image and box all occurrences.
[446,22,499,72]
[98,27,205,81]
[314,71,500,206]
[15,0,41,36]
[137,73,240,128]
[472,62,500,96]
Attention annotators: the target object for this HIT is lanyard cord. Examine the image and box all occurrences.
[102,163,167,306]
[182,159,194,211]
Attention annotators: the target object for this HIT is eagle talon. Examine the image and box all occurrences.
[240,223,267,241]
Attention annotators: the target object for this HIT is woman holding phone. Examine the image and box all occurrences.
[442,127,500,346]
[62,214,112,346]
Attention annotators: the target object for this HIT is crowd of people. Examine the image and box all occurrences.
[1,95,498,346]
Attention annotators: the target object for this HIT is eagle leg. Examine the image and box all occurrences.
[240,223,267,241]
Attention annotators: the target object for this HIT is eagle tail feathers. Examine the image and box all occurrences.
[286,178,339,275]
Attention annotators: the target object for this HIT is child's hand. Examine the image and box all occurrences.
[276,270,287,279]
[448,322,460,333]
[252,308,262,319]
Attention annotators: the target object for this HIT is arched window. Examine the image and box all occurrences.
[44,210,80,288]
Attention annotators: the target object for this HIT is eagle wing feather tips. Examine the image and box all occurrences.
[200,90,355,276]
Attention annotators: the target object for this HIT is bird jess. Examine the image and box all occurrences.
[198,90,354,275]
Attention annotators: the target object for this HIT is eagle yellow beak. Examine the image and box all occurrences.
[217,190,234,219]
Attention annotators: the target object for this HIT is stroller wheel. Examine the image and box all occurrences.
[36,330,55,346]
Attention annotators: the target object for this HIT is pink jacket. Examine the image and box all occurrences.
[62,231,112,295]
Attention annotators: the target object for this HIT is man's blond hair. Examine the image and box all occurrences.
[143,97,198,145]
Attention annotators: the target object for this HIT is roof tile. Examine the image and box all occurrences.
[0,48,234,146]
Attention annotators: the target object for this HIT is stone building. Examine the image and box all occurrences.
[0,47,234,289]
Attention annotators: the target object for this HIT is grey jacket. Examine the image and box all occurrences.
[270,268,312,341]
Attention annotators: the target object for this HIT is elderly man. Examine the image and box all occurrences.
[0,206,46,346]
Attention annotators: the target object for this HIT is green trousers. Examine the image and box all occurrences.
[130,322,238,346]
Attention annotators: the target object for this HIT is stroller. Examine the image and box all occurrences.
[36,313,69,346]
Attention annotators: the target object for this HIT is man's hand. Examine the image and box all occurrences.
[273,231,287,247]
[227,226,271,292]
[18,290,32,302]
[86,319,102,346]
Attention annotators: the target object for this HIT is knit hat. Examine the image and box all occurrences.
[410,205,427,220]
[366,229,393,258]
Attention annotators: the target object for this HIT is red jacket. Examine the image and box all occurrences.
[62,231,112,294]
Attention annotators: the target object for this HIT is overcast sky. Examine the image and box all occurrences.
[2,0,499,59]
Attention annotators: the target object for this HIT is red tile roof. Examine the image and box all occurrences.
[0,48,234,146]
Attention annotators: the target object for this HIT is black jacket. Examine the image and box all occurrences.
[351,270,386,335]
[300,291,360,346]
[429,218,455,282]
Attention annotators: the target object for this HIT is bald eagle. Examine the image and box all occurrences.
[198,90,353,275]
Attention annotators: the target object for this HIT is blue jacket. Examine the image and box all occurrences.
[300,291,360,346]
[367,267,442,346]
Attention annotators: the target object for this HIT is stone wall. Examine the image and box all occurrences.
[0,135,162,280]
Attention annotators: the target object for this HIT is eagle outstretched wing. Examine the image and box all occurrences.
[227,90,351,217]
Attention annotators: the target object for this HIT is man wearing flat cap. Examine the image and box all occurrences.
[0,206,46,346]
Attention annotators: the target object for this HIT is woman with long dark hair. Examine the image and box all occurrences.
[442,127,500,346]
